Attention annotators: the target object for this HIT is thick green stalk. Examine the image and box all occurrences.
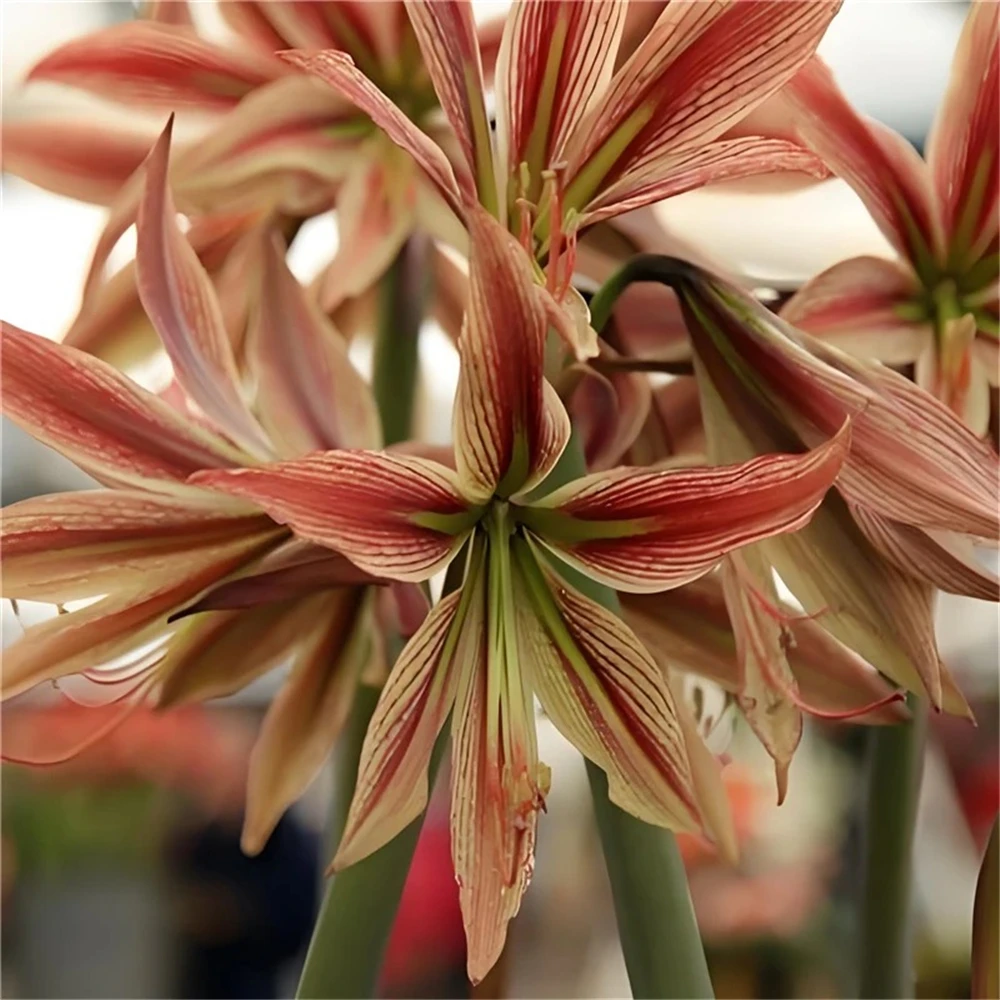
[545,431,714,1000]
[371,233,428,446]
[296,239,429,999]
[858,696,929,998]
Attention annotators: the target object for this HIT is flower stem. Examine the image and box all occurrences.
[371,233,428,446]
[545,429,714,1000]
[858,695,929,998]
[296,238,429,999]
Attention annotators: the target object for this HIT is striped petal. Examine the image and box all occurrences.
[155,594,328,707]
[174,75,359,215]
[513,537,703,836]
[27,22,288,110]
[580,136,828,229]
[672,262,1000,540]
[2,117,156,206]
[2,489,270,603]
[781,256,930,365]
[522,427,847,593]
[172,540,376,616]
[406,0,496,211]
[65,209,260,367]
[495,0,626,186]
[561,0,840,217]
[783,57,942,273]
[850,505,999,603]
[450,541,545,983]
[251,231,380,456]
[283,49,466,217]
[2,531,277,701]
[333,583,469,869]
[242,589,373,854]
[0,322,243,486]
[136,119,270,457]
[721,549,801,802]
[927,2,999,266]
[192,451,477,582]
[318,147,417,311]
[621,576,910,725]
[454,207,570,502]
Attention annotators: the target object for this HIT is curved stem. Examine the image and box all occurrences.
[544,428,715,1000]
[296,238,429,999]
[858,695,929,998]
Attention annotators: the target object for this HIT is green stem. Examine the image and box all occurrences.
[371,234,428,446]
[296,239,429,999]
[858,696,929,999]
[298,738,448,1000]
[545,429,714,1000]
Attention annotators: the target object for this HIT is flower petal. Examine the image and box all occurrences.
[621,576,910,725]
[406,0,496,211]
[136,118,271,457]
[333,582,470,869]
[251,230,380,455]
[580,136,828,228]
[282,49,467,217]
[513,537,703,835]
[155,594,326,707]
[450,546,545,983]
[524,425,847,593]
[721,549,801,802]
[27,22,288,110]
[926,2,999,264]
[783,56,941,270]
[568,358,652,472]
[2,489,269,603]
[781,256,930,365]
[674,262,1000,540]
[495,0,626,184]
[242,589,373,854]
[561,0,840,215]
[318,149,417,311]
[192,451,476,582]
[66,210,260,368]
[454,207,570,502]
[850,505,999,603]
[2,530,277,701]
[1,117,156,206]
[0,322,243,485]
[172,540,376,616]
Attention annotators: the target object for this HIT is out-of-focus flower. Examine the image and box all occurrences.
[1,122,391,854]
[645,258,999,786]
[195,206,848,981]
[289,0,840,362]
[4,0,499,362]
[781,3,999,435]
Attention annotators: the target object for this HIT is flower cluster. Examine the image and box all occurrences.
[2,0,997,985]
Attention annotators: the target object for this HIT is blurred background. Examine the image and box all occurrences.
[1,1,997,997]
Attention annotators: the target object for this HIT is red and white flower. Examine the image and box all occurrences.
[195,206,847,980]
[782,3,999,435]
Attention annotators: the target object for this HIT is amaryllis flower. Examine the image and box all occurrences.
[289,0,840,359]
[780,3,999,435]
[1,121,391,853]
[648,258,998,767]
[4,0,496,361]
[195,206,847,980]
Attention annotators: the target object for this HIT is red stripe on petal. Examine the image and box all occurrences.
[192,451,474,582]
[1,322,243,486]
